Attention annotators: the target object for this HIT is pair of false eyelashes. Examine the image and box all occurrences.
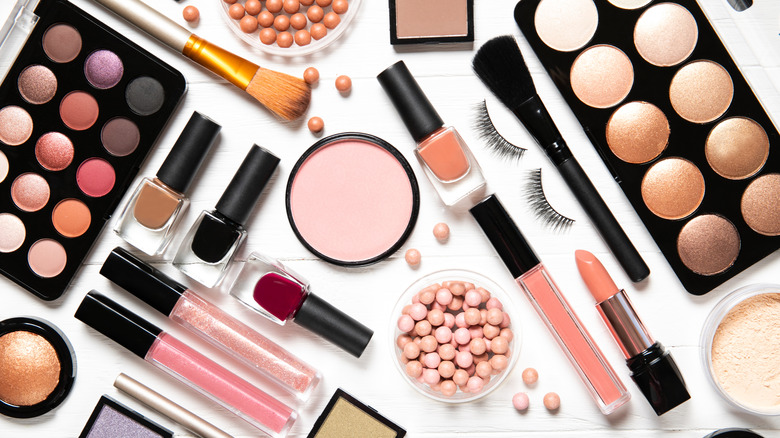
[473,100,575,232]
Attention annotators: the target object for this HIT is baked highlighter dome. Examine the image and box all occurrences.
[286,133,419,266]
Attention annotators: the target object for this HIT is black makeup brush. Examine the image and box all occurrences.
[473,35,650,283]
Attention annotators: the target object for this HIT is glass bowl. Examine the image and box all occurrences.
[390,269,521,403]
[219,0,362,57]
[701,283,780,415]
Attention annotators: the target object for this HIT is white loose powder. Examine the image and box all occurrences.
[711,293,780,411]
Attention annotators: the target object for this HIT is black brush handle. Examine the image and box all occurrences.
[558,157,650,282]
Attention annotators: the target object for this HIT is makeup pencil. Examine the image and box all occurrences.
[90,0,310,120]
[472,35,649,283]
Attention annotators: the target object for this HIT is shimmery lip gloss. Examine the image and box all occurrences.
[575,250,690,415]
[75,292,296,437]
[100,247,320,400]
[470,195,630,415]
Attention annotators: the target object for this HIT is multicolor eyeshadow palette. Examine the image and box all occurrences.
[0,0,185,300]
[514,0,780,294]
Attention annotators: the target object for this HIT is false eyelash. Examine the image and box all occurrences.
[473,100,527,161]
[524,168,575,233]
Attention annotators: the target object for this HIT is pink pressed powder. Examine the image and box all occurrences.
[288,134,418,265]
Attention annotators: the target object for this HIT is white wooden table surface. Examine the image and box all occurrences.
[3,0,780,436]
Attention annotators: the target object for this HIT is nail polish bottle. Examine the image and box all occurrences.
[230,252,374,358]
[114,112,220,255]
[378,60,487,206]
[173,145,280,287]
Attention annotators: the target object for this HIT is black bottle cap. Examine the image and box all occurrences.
[100,247,187,317]
[377,60,444,143]
[156,112,221,193]
[75,291,162,359]
[469,195,540,278]
[294,293,373,358]
[626,342,690,416]
[704,429,763,438]
[215,145,280,225]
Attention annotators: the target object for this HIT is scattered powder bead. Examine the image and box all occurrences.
[307,116,324,133]
[405,248,421,266]
[335,75,352,92]
[513,392,530,411]
[183,6,199,23]
[433,222,450,241]
[522,367,538,385]
[543,392,560,411]
[303,67,319,85]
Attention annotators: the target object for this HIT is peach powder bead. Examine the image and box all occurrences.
[405,248,421,266]
[403,342,420,360]
[323,12,341,29]
[434,327,451,343]
[470,338,487,355]
[487,308,504,325]
[301,0,314,5]
[500,312,511,328]
[307,116,324,133]
[433,222,450,241]
[415,320,432,337]
[464,308,481,326]
[290,13,308,30]
[454,327,470,345]
[443,313,455,328]
[423,369,440,385]
[240,15,258,33]
[500,328,514,342]
[466,376,484,393]
[450,282,466,296]
[427,309,444,326]
[438,343,455,360]
[544,392,561,410]
[420,335,438,352]
[486,297,503,310]
[396,334,412,348]
[438,360,455,377]
[303,67,319,85]
[513,392,530,411]
[182,6,199,22]
[406,361,422,378]
[448,296,463,311]
[307,5,324,22]
[283,0,300,13]
[228,3,245,19]
[453,369,469,386]
[332,0,348,13]
[489,354,508,371]
[454,313,467,328]
[491,336,509,354]
[223,0,237,4]
[419,289,435,305]
[522,367,538,385]
[455,351,473,368]
[295,30,312,45]
[277,31,293,47]
[483,324,499,339]
[476,361,493,378]
[258,11,275,27]
[259,28,277,44]
[409,303,427,321]
[465,290,481,307]
[245,0,262,15]
[311,23,327,40]
[266,0,283,12]
[274,15,290,31]
[477,287,491,303]
[424,352,441,369]
[435,288,453,305]
[335,75,352,92]
[468,326,483,339]
[440,380,457,396]
[397,315,414,332]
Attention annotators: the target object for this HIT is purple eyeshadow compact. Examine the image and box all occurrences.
[0,0,186,300]
[79,395,174,438]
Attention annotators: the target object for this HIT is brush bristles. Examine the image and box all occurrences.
[473,35,537,110]
[246,68,311,120]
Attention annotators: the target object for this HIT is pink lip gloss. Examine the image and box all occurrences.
[470,194,630,415]
[100,247,320,400]
[75,291,297,437]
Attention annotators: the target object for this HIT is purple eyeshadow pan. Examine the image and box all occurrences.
[84,50,123,89]
[80,396,172,438]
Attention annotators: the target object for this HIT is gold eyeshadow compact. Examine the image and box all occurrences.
[0,0,186,300]
[514,0,780,294]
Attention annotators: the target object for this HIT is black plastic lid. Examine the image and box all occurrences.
[215,145,280,225]
[705,429,763,438]
[626,343,690,416]
[156,112,221,193]
[469,195,540,278]
[100,247,187,317]
[377,61,444,142]
[75,291,162,359]
[294,293,373,358]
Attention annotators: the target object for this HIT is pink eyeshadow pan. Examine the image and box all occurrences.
[287,134,419,266]
[76,158,115,197]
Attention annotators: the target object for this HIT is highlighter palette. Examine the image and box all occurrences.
[0,0,185,300]
[514,0,780,294]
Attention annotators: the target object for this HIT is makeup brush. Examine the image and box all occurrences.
[91,0,310,120]
[473,35,650,283]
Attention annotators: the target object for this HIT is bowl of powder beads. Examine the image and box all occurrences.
[391,270,520,403]
[221,0,362,57]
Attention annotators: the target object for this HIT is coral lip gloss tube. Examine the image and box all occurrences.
[100,247,320,400]
[575,250,690,415]
[75,291,297,437]
[470,195,630,415]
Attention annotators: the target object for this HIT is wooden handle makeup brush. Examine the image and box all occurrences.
[91,0,310,120]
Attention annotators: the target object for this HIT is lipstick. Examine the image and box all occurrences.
[575,250,690,415]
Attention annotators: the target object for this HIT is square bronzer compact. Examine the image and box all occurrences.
[0,0,185,300]
[514,0,780,294]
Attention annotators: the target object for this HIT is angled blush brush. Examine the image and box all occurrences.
[473,35,649,283]
[91,0,310,120]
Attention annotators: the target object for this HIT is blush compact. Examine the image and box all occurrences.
[0,0,186,299]
[514,0,780,294]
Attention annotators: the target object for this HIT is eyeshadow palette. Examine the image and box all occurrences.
[514,0,780,294]
[79,395,174,438]
[308,388,406,438]
[0,0,185,300]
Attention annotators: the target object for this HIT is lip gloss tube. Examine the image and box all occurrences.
[75,291,297,437]
[470,195,630,415]
[575,250,690,415]
[100,247,320,400]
